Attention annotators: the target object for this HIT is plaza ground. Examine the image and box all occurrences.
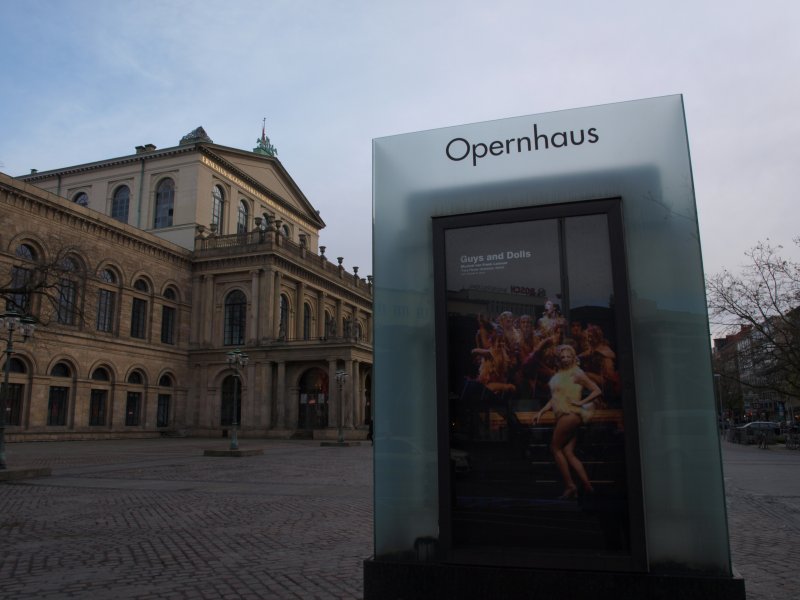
[1,437,797,599]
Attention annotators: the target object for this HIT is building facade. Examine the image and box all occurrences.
[2,128,372,441]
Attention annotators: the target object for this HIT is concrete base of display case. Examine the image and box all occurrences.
[363,558,746,600]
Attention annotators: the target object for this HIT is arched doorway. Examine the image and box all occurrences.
[298,368,328,430]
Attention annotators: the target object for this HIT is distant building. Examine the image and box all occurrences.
[713,323,791,424]
[2,127,372,441]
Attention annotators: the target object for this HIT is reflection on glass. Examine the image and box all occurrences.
[445,212,631,559]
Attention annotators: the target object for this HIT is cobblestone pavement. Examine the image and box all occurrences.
[722,441,800,600]
[1,439,373,599]
[1,438,797,599]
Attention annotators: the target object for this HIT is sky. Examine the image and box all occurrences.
[1,0,799,288]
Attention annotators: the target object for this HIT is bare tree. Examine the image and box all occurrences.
[707,239,800,419]
[1,240,88,327]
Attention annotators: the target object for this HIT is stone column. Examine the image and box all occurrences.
[327,359,338,432]
[203,274,214,346]
[351,360,361,427]
[259,267,272,341]
[190,275,202,344]
[288,386,299,431]
[343,359,354,428]
[261,360,273,428]
[296,281,306,339]
[273,271,283,339]
[317,291,326,338]
[276,360,286,429]
[248,269,260,344]
[335,298,343,337]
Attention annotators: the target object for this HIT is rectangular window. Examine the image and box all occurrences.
[5,383,24,426]
[47,386,69,426]
[157,394,170,427]
[125,392,141,426]
[96,289,115,332]
[89,389,107,426]
[57,278,77,325]
[130,298,147,339]
[161,305,176,344]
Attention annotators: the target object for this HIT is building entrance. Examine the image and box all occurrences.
[298,368,329,429]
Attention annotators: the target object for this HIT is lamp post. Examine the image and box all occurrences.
[0,312,35,470]
[226,349,249,451]
[335,369,348,444]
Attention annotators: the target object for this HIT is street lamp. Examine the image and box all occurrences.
[226,349,249,451]
[335,369,348,444]
[0,312,35,470]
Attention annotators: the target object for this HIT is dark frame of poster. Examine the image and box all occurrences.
[432,197,647,572]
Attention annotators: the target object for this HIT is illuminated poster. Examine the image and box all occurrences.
[434,199,644,570]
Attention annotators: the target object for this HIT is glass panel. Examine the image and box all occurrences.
[57,278,77,324]
[5,383,23,426]
[47,386,68,425]
[373,96,730,572]
[96,289,115,332]
[443,211,635,559]
[125,392,140,426]
[157,394,170,427]
[90,389,107,426]
[131,298,147,339]
[154,179,174,228]
[224,291,246,346]
[161,305,176,344]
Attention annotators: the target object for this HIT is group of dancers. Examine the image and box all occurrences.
[467,301,621,499]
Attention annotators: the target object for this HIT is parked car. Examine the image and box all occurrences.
[733,421,781,444]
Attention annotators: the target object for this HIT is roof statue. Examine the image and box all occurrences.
[254,118,278,157]
[179,126,213,145]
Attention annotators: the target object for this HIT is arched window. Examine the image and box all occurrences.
[90,367,111,426]
[324,311,334,338]
[56,257,80,325]
[130,279,149,339]
[8,244,37,313]
[237,200,249,235]
[48,362,71,426]
[51,362,71,378]
[281,223,290,238]
[153,178,175,228]
[161,287,177,345]
[125,371,144,426]
[211,185,224,232]
[4,358,26,426]
[355,321,364,341]
[8,358,27,373]
[15,244,36,261]
[111,185,130,223]
[279,294,289,340]
[91,367,110,381]
[303,303,312,340]
[157,374,173,427]
[73,192,89,207]
[224,290,246,346]
[96,268,118,333]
